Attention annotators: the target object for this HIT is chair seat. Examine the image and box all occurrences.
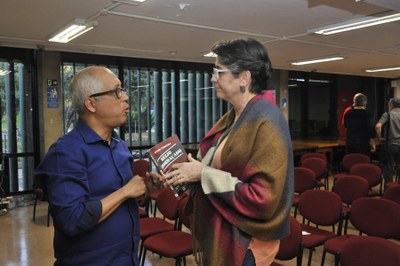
[333,173,347,182]
[385,182,400,190]
[323,235,356,254]
[301,224,337,248]
[140,218,175,238]
[143,230,193,257]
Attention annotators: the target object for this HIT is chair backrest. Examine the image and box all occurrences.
[341,153,370,172]
[133,159,151,208]
[349,163,382,188]
[177,194,191,229]
[294,167,317,193]
[156,187,180,220]
[383,185,400,205]
[350,197,400,239]
[332,174,369,205]
[133,159,151,177]
[340,235,400,266]
[275,216,303,262]
[300,152,327,164]
[298,190,342,226]
[300,157,327,181]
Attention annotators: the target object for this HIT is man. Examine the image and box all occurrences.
[341,92,365,126]
[343,93,376,155]
[375,97,400,188]
[35,66,158,265]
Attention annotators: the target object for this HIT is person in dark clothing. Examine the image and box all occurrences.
[344,93,376,155]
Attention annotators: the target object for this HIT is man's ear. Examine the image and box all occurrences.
[84,98,96,113]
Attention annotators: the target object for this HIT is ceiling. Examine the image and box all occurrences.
[1,0,400,79]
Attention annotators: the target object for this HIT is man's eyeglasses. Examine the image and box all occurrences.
[89,87,125,99]
[213,67,231,80]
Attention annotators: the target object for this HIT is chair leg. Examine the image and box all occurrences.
[307,248,314,266]
[32,196,38,222]
[141,248,147,266]
[153,201,158,217]
[320,249,326,266]
[47,206,50,227]
[344,216,349,235]
[138,242,144,262]
[334,253,340,266]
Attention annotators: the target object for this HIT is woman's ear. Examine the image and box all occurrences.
[84,98,96,113]
[240,70,251,87]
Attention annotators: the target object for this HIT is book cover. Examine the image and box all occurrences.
[147,134,189,197]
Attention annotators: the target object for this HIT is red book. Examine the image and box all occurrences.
[147,134,189,197]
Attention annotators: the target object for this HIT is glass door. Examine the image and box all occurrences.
[0,60,35,195]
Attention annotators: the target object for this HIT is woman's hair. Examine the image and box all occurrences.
[211,38,272,94]
[71,66,105,114]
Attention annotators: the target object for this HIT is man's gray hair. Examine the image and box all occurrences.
[71,67,105,115]
[354,94,367,107]
[389,97,400,108]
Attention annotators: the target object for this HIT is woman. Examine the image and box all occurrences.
[154,38,294,266]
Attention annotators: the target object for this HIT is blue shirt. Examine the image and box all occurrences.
[35,119,140,266]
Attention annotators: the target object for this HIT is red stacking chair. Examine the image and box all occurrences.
[141,195,192,266]
[334,153,370,183]
[300,157,329,190]
[383,183,400,205]
[298,190,343,266]
[321,197,400,266]
[340,236,400,266]
[331,174,369,234]
[271,215,303,266]
[340,153,370,173]
[292,167,317,217]
[138,186,180,264]
[350,163,383,197]
[300,152,327,164]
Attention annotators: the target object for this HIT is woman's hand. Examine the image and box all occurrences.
[164,153,204,186]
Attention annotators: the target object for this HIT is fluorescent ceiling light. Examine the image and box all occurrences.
[365,66,400,73]
[313,13,400,35]
[112,0,147,5]
[291,56,344,66]
[49,18,98,43]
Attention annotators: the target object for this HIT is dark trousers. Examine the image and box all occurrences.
[382,144,400,186]
[345,144,371,156]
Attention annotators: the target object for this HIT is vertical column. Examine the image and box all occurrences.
[36,50,62,155]
[392,80,400,98]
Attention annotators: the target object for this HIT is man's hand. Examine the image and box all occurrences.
[144,171,165,194]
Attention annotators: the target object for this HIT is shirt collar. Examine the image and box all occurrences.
[75,119,121,144]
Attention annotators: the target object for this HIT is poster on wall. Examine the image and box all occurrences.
[47,79,59,108]
[281,97,288,109]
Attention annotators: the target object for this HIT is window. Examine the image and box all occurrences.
[61,57,228,159]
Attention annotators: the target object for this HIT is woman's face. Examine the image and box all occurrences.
[211,60,242,103]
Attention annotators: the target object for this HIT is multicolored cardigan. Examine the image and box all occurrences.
[185,93,294,266]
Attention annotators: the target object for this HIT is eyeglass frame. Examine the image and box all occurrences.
[213,67,231,80]
[89,87,125,99]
